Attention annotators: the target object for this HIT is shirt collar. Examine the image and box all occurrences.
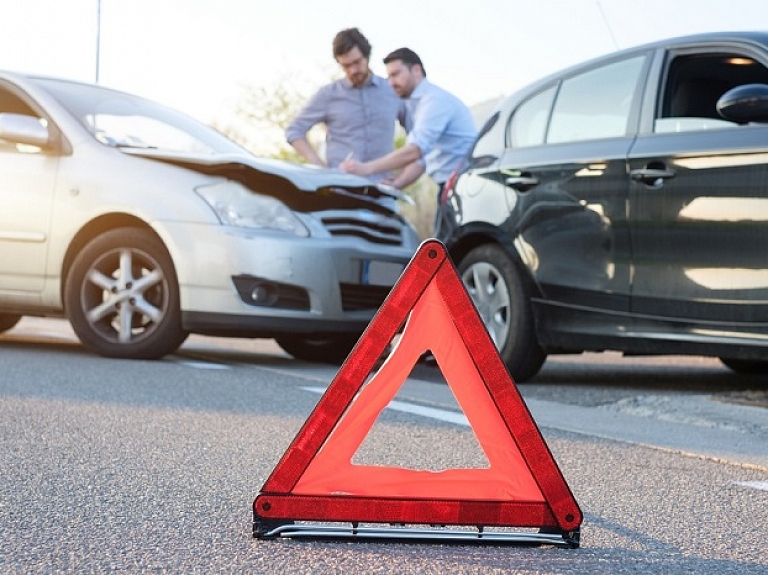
[342,71,378,89]
[408,78,429,100]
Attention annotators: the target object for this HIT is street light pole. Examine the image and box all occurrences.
[95,0,102,83]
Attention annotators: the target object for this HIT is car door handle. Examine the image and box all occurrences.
[504,176,540,192]
[629,168,676,187]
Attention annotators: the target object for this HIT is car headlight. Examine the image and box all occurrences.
[195,180,309,237]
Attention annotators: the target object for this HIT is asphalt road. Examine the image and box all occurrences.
[0,318,766,574]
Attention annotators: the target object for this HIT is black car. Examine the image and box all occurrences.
[437,31,768,382]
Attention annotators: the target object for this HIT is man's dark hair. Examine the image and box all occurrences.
[333,28,371,60]
[383,47,426,77]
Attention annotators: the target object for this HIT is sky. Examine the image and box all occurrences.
[2,0,768,150]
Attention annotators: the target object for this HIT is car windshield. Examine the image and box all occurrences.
[33,78,246,155]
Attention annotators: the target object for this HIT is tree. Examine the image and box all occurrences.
[213,76,325,161]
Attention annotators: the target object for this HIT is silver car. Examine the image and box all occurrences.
[0,71,420,362]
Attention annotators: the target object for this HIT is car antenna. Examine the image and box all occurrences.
[595,1,621,51]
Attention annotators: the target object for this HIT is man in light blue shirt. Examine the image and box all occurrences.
[285,28,405,181]
[340,47,477,193]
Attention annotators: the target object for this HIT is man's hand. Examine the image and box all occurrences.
[339,157,372,176]
[341,144,422,183]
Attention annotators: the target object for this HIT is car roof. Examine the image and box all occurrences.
[0,69,85,87]
[502,30,768,108]
[0,69,156,102]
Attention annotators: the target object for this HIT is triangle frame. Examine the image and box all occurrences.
[253,240,582,546]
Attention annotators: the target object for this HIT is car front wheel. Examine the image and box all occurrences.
[64,227,188,359]
[0,314,22,333]
[458,244,546,382]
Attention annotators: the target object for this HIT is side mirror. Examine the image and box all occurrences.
[716,83,768,124]
[0,113,50,147]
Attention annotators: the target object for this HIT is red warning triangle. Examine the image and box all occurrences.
[254,240,581,539]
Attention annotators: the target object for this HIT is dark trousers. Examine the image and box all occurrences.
[432,182,445,237]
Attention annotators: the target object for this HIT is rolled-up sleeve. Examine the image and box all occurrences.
[405,92,451,155]
[403,81,477,184]
[285,87,330,143]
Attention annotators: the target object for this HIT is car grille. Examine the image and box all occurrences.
[339,283,393,311]
[320,213,403,246]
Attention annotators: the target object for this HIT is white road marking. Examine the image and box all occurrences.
[177,361,231,370]
[735,481,768,492]
[301,386,468,426]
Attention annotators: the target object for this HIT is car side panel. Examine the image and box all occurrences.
[0,150,58,299]
[629,127,768,325]
[500,140,633,313]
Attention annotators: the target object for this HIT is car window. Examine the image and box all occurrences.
[547,55,646,144]
[508,85,556,148]
[656,52,768,133]
[34,78,246,155]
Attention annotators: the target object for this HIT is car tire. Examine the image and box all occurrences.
[64,227,188,359]
[719,357,768,375]
[0,314,22,333]
[276,334,360,364]
[458,244,546,382]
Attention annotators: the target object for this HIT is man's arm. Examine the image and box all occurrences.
[285,87,328,167]
[385,160,426,190]
[289,137,326,167]
[340,143,422,177]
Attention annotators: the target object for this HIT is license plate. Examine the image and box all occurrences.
[362,260,404,286]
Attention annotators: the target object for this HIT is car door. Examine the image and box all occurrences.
[628,45,768,329]
[0,82,58,299]
[499,53,649,321]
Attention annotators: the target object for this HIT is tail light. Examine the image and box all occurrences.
[440,163,462,205]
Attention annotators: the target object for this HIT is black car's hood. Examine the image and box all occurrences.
[121,148,410,215]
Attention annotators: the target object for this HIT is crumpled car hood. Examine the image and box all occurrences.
[121,148,410,215]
